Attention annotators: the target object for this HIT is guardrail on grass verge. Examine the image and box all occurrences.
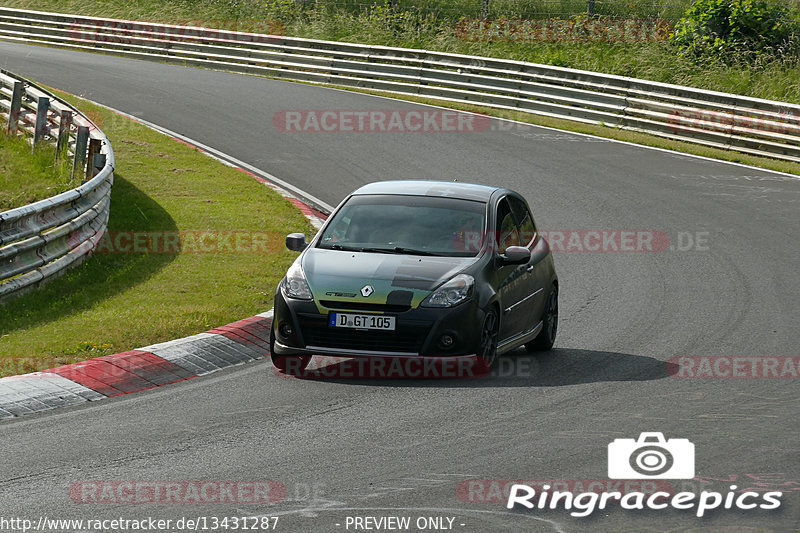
[0,7,798,163]
[0,68,114,300]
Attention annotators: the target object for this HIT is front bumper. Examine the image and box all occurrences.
[272,289,483,358]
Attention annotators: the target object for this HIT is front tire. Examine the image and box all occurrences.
[270,325,311,375]
[475,307,499,373]
[527,286,558,351]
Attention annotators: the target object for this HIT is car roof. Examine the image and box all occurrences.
[351,180,499,202]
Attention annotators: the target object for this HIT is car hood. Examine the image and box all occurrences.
[302,247,477,309]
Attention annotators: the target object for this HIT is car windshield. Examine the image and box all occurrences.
[317,194,486,257]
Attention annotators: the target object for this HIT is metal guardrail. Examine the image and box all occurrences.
[0,7,797,164]
[0,68,114,300]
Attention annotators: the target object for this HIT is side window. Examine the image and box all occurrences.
[496,198,520,253]
[509,197,537,246]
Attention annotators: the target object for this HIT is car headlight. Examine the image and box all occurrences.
[281,261,313,300]
[421,274,474,308]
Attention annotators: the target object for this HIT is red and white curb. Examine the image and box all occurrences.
[0,311,275,419]
[0,99,330,420]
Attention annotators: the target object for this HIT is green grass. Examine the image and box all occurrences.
[1,0,799,103]
[0,133,73,210]
[0,90,314,377]
[0,0,698,22]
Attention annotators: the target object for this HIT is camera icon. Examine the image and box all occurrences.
[608,432,695,479]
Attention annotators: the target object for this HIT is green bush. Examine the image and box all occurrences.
[672,0,800,63]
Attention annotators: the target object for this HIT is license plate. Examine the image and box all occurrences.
[330,312,396,331]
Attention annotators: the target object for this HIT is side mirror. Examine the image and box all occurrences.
[499,245,530,265]
[286,232,307,252]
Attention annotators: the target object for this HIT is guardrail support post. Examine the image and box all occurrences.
[72,125,89,182]
[481,0,490,19]
[55,110,73,163]
[85,138,102,180]
[588,0,595,16]
[91,152,107,178]
[7,81,23,135]
[33,96,50,147]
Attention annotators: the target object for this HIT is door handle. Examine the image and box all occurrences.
[526,265,535,272]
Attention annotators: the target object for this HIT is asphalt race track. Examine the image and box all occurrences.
[1,41,798,532]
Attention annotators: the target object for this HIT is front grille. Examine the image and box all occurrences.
[297,315,428,353]
[320,300,411,313]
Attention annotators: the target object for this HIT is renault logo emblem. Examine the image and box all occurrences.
[360,285,374,297]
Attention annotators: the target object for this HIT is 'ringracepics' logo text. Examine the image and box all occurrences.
[507,433,783,517]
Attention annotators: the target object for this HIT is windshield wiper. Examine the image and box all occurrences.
[322,243,362,252]
[361,246,436,256]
